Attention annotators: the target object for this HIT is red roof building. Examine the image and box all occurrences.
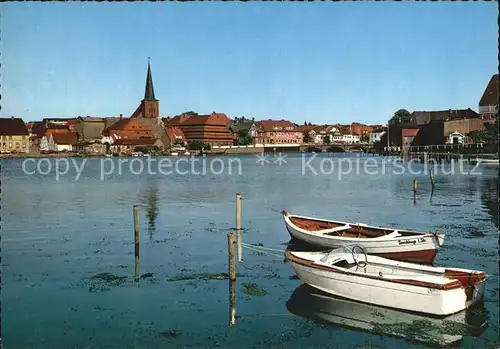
[166,112,233,146]
[254,119,303,145]
[479,74,498,123]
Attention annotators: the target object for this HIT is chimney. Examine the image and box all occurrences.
[119,114,123,120]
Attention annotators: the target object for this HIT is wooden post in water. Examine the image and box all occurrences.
[133,205,140,281]
[236,193,242,263]
[227,231,236,326]
[413,178,418,204]
[429,169,435,190]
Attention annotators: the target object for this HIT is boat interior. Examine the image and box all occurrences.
[322,256,488,296]
[289,215,421,238]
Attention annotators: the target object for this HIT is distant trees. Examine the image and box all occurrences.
[388,109,411,125]
[188,140,211,151]
[469,119,499,145]
[234,129,253,146]
[303,133,313,143]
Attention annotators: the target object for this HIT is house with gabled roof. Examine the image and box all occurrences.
[166,112,234,146]
[254,119,303,145]
[0,117,30,153]
[479,74,498,124]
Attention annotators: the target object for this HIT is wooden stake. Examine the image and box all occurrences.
[236,193,242,263]
[413,178,418,204]
[228,232,236,326]
[429,169,435,189]
[133,205,140,281]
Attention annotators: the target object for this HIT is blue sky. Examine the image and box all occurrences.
[1,2,498,124]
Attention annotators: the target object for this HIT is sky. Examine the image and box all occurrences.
[1,2,498,125]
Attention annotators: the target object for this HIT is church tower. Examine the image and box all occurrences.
[141,58,159,119]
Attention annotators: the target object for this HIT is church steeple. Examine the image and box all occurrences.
[144,57,157,101]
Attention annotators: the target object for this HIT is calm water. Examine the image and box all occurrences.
[1,154,498,349]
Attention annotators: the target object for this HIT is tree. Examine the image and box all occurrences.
[303,132,312,143]
[360,134,369,143]
[323,135,331,145]
[388,109,411,125]
[470,119,499,146]
[234,129,253,146]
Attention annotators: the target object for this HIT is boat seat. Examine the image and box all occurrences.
[317,224,351,235]
[378,230,402,239]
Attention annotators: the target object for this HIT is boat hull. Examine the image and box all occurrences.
[288,260,485,317]
[284,214,443,264]
[286,284,488,347]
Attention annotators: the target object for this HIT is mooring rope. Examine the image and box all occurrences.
[242,244,285,259]
[241,242,285,253]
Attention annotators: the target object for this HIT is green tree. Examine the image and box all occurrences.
[360,134,369,143]
[388,109,411,125]
[234,129,253,146]
[323,135,331,145]
[303,132,312,143]
[469,119,499,145]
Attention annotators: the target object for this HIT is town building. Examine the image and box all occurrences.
[445,132,467,145]
[110,138,164,155]
[443,118,485,136]
[103,117,153,140]
[228,117,258,139]
[73,141,106,154]
[102,60,170,149]
[74,116,120,142]
[165,126,187,146]
[254,119,303,145]
[307,125,339,144]
[409,109,480,125]
[479,74,498,123]
[0,117,30,153]
[40,132,78,152]
[401,128,420,148]
[297,124,317,143]
[350,122,375,138]
[369,127,386,144]
[166,112,234,147]
[331,134,360,144]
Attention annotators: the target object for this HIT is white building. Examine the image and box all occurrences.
[369,130,386,144]
[446,132,466,145]
[332,134,360,144]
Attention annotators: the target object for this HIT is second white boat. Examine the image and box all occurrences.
[285,246,487,317]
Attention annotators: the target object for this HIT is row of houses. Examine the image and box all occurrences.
[0,61,379,154]
[392,74,498,148]
[0,62,497,154]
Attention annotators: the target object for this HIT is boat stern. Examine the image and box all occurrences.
[466,279,487,309]
[435,233,445,247]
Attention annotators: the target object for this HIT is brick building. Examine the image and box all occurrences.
[409,109,480,125]
[165,112,234,146]
[102,59,170,149]
[254,120,303,145]
[479,74,498,123]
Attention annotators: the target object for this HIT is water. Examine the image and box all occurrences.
[1,154,498,348]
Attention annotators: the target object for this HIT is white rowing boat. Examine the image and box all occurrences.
[285,246,487,317]
[283,211,444,264]
[286,284,487,347]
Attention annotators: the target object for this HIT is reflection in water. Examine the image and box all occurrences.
[286,284,488,348]
[479,176,499,229]
[140,184,159,238]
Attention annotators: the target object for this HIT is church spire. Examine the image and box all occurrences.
[144,57,157,101]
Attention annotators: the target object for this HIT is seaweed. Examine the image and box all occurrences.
[242,282,268,296]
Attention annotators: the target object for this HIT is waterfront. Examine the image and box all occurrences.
[1,154,498,348]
